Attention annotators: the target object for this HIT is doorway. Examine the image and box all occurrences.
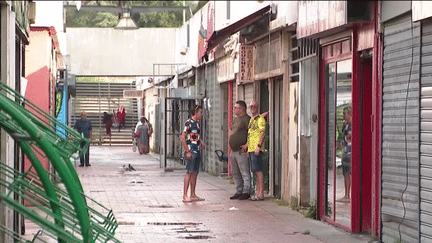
[272,77,283,197]
[320,50,373,232]
[324,58,353,227]
[260,81,270,194]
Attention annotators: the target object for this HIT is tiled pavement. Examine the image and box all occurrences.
[24,146,372,242]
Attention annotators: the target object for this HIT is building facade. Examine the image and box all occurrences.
[0,1,32,242]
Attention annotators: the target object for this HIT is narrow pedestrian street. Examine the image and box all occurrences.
[54,146,371,243]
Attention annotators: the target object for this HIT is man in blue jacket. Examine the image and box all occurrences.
[74,111,92,167]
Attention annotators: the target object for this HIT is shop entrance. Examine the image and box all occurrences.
[319,40,373,232]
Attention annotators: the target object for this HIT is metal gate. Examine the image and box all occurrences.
[163,97,199,170]
[381,13,420,243]
[70,81,138,145]
[420,18,432,242]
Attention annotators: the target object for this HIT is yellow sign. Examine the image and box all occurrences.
[55,91,63,118]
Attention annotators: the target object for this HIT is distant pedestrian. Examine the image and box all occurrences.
[74,111,92,167]
[102,111,113,137]
[246,100,266,201]
[229,101,252,200]
[180,105,206,203]
[117,105,126,131]
[134,117,153,155]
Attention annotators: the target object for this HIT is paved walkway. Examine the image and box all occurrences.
[26,146,372,242]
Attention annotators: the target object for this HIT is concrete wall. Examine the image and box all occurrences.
[25,29,56,177]
[25,30,51,76]
[66,28,177,76]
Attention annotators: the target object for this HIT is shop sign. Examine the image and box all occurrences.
[217,55,235,83]
[55,91,63,118]
[413,1,432,22]
[297,1,347,39]
[123,90,143,98]
[239,45,254,83]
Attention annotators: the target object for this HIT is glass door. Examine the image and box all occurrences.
[325,59,352,227]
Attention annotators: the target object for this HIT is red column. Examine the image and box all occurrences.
[351,24,361,233]
[227,81,233,176]
[371,0,382,237]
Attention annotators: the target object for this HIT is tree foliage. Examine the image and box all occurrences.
[65,0,209,28]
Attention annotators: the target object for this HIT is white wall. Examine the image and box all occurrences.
[67,28,177,76]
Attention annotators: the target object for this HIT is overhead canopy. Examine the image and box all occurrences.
[206,5,271,52]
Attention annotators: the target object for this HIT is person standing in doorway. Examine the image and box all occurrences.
[338,106,352,202]
[246,100,266,201]
[181,105,206,203]
[74,111,92,167]
[229,101,252,200]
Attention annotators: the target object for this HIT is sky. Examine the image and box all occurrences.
[33,1,67,55]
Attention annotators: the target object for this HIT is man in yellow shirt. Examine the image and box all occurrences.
[245,100,266,201]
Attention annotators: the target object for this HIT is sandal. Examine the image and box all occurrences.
[250,196,264,201]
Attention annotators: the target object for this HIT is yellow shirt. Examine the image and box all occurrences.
[247,114,266,152]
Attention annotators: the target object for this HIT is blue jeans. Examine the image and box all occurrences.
[185,152,201,174]
[230,151,251,194]
[249,152,263,172]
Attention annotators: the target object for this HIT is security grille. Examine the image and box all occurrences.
[381,13,420,243]
[164,98,197,170]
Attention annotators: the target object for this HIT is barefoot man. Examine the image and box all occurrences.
[181,105,206,202]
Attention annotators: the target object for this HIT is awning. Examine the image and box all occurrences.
[178,66,196,80]
[206,5,271,52]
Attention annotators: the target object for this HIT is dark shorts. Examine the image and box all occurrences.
[185,152,201,174]
[342,154,351,176]
[249,153,263,172]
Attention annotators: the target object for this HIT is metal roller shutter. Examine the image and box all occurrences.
[381,13,420,243]
[420,19,432,242]
[202,63,225,173]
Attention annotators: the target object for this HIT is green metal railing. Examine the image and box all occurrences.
[0,82,121,242]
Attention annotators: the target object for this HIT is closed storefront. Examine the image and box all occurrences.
[421,18,432,243]
[201,63,226,173]
[298,0,379,234]
[381,13,420,242]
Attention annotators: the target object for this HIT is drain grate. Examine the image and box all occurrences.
[176,230,210,233]
[148,222,201,226]
[129,180,144,183]
[148,205,174,208]
[184,235,213,239]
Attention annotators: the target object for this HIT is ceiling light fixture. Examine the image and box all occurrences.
[115,11,138,30]
[115,4,138,30]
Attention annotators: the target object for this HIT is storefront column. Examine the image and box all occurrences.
[351,24,361,233]
[371,1,382,236]
[227,81,233,176]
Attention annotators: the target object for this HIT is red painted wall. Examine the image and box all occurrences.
[24,65,51,174]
